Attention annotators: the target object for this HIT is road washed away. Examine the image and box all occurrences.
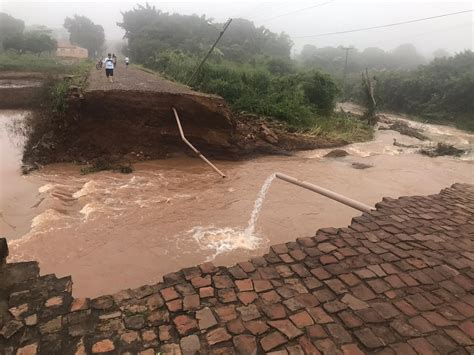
[0,108,472,297]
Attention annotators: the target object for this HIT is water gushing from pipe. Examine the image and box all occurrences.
[190,174,276,259]
[244,173,276,236]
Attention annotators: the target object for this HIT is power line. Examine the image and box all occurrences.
[257,0,335,23]
[294,9,474,38]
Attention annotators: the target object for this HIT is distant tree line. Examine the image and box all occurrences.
[118,4,293,63]
[0,12,105,58]
[0,13,57,55]
[346,51,474,130]
[297,43,434,76]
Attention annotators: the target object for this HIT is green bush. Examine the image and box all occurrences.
[145,49,341,128]
[346,51,474,131]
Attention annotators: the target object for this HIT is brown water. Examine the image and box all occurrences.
[2,109,473,297]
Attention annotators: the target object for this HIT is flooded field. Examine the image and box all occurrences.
[1,109,473,297]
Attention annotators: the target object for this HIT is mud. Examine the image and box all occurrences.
[0,72,49,109]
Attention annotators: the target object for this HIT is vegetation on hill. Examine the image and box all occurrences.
[345,51,474,131]
[0,12,57,55]
[118,3,371,141]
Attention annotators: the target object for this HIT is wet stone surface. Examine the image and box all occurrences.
[0,183,473,354]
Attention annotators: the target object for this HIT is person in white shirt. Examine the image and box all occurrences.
[103,53,115,83]
[125,56,130,68]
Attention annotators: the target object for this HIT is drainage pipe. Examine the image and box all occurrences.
[172,107,226,178]
[275,173,373,213]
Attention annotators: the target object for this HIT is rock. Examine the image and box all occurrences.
[45,295,63,307]
[160,343,182,355]
[16,343,38,355]
[196,308,217,330]
[92,339,115,353]
[352,162,373,169]
[183,294,200,311]
[159,325,172,341]
[180,334,201,355]
[39,316,62,334]
[131,285,154,299]
[142,329,158,345]
[206,327,232,345]
[148,309,169,326]
[237,304,261,321]
[9,303,28,318]
[120,331,140,344]
[98,311,121,320]
[71,298,90,312]
[0,320,23,339]
[268,320,303,340]
[91,296,114,310]
[173,315,198,336]
[324,149,349,158]
[124,314,145,330]
[25,314,38,326]
[146,293,165,310]
[233,334,257,354]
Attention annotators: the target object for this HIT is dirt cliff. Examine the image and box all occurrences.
[22,66,343,166]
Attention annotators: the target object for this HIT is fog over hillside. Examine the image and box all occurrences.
[2,0,473,56]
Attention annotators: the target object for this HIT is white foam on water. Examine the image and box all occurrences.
[38,183,55,193]
[31,209,68,229]
[188,174,276,260]
[190,226,264,261]
[79,203,105,220]
[73,180,101,198]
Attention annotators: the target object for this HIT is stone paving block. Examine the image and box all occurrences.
[2,185,474,354]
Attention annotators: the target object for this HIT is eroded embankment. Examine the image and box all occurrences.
[0,72,46,109]
[22,67,345,166]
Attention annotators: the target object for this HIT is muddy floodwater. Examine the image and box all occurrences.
[1,109,473,297]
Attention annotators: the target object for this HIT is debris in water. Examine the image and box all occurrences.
[352,162,373,169]
[324,149,349,158]
[392,138,420,149]
[380,121,428,141]
[419,143,466,157]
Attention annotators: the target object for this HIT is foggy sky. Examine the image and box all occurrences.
[2,0,473,56]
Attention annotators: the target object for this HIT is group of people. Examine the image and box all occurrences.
[103,53,130,83]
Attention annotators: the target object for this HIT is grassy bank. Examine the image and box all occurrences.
[0,52,85,74]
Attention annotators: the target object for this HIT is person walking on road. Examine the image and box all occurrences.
[125,56,130,68]
[103,53,115,83]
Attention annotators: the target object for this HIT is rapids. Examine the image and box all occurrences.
[1,108,472,296]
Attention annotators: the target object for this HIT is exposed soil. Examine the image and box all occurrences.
[22,66,344,167]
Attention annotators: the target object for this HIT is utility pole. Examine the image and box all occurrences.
[341,46,353,97]
[186,18,233,86]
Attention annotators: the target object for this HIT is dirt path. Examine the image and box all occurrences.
[86,65,215,98]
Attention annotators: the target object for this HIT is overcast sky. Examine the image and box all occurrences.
[2,0,473,56]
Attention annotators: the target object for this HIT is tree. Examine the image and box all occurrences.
[391,43,425,69]
[23,32,57,55]
[3,31,57,55]
[433,48,450,59]
[63,15,105,57]
[301,71,340,115]
[118,4,293,62]
[0,13,25,50]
